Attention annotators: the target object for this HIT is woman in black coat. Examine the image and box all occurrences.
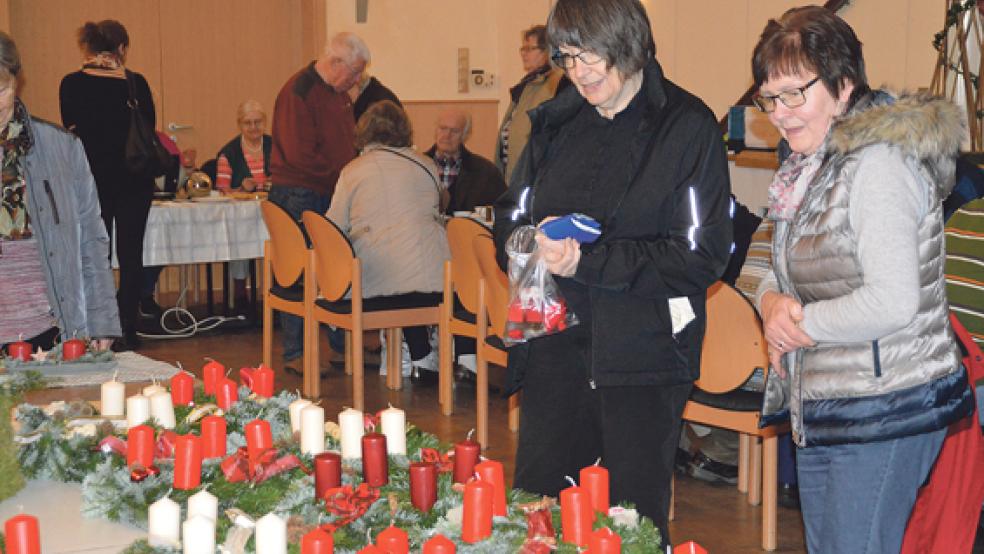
[492,0,732,543]
[59,20,155,350]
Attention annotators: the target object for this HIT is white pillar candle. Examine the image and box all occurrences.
[300,404,325,455]
[288,398,312,433]
[182,515,215,554]
[100,379,125,417]
[143,382,166,397]
[187,489,218,522]
[126,394,151,428]
[147,495,181,547]
[254,512,287,554]
[149,391,176,429]
[379,405,406,455]
[338,408,364,459]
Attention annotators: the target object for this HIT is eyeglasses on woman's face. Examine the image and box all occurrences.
[753,76,821,113]
[551,48,605,70]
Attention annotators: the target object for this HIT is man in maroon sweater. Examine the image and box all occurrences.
[268,31,369,370]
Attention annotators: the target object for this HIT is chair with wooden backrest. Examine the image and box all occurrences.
[679,280,786,551]
[301,211,442,411]
[472,234,521,448]
[437,217,492,415]
[260,201,313,395]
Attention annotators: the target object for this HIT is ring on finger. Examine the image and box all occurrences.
[778,341,785,349]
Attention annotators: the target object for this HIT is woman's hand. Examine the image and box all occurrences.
[761,291,815,378]
[534,221,581,277]
[241,177,257,192]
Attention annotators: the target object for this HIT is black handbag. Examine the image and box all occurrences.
[123,70,171,177]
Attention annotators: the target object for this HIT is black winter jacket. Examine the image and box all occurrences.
[493,59,733,388]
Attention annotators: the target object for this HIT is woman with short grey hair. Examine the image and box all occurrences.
[0,31,121,355]
[493,0,732,545]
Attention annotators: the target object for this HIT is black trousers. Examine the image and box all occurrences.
[513,329,692,546]
[97,176,153,334]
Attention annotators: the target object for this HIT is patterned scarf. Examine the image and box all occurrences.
[767,148,823,221]
[0,99,35,240]
[82,52,125,79]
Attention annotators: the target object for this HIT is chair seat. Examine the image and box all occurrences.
[316,291,443,314]
[690,387,762,412]
[270,282,304,302]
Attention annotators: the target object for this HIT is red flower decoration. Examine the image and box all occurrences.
[419,448,454,473]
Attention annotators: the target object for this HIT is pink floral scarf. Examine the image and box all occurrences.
[767,149,823,221]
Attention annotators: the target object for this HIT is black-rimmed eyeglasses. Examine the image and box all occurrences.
[551,49,604,69]
[752,76,821,113]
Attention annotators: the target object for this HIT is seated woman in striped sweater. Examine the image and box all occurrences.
[215,99,271,193]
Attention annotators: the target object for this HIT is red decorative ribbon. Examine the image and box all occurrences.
[320,483,381,532]
[220,447,304,484]
[239,367,255,389]
[98,436,128,456]
[419,448,454,473]
[154,431,178,460]
[97,431,177,460]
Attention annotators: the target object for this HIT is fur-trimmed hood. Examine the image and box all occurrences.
[828,91,964,195]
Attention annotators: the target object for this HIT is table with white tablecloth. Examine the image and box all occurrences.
[114,198,269,316]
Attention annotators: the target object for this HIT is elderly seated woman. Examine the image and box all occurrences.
[216,99,271,193]
[326,100,450,382]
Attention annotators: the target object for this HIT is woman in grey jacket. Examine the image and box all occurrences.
[751,7,972,552]
[0,32,120,354]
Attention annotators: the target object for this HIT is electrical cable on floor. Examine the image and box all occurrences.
[136,284,246,339]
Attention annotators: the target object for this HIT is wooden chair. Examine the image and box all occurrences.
[472,234,522,449]
[437,217,492,415]
[679,281,786,551]
[260,201,313,396]
[301,211,442,411]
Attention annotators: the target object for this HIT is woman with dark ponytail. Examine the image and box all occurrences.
[59,19,156,350]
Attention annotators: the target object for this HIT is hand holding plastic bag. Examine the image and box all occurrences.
[503,226,579,345]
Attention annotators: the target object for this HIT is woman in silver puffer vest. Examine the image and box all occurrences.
[750,6,973,553]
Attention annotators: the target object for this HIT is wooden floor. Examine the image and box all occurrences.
[33,319,808,553]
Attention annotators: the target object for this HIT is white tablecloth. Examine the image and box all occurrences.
[113,199,269,267]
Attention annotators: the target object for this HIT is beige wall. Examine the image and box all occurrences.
[325,0,943,123]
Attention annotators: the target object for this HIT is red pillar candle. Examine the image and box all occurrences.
[170,372,195,406]
[409,462,437,512]
[252,364,275,398]
[245,419,273,461]
[200,415,227,458]
[580,463,610,515]
[301,527,334,554]
[376,525,408,554]
[560,481,594,547]
[461,478,493,543]
[202,359,225,396]
[453,434,481,484]
[361,433,388,487]
[6,338,32,361]
[474,460,507,517]
[173,434,203,489]
[215,377,238,411]
[61,337,86,361]
[4,514,40,554]
[422,534,456,554]
[314,452,342,501]
[126,424,155,468]
[589,527,622,554]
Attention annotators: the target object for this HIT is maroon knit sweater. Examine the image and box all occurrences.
[269,62,356,196]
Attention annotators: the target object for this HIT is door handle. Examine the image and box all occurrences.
[168,122,193,131]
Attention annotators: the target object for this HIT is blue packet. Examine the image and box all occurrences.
[539,213,601,243]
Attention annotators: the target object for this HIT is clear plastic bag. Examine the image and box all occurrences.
[503,226,579,345]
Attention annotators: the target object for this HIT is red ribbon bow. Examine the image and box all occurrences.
[97,430,178,460]
[220,446,303,484]
[419,448,454,473]
[320,483,381,532]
